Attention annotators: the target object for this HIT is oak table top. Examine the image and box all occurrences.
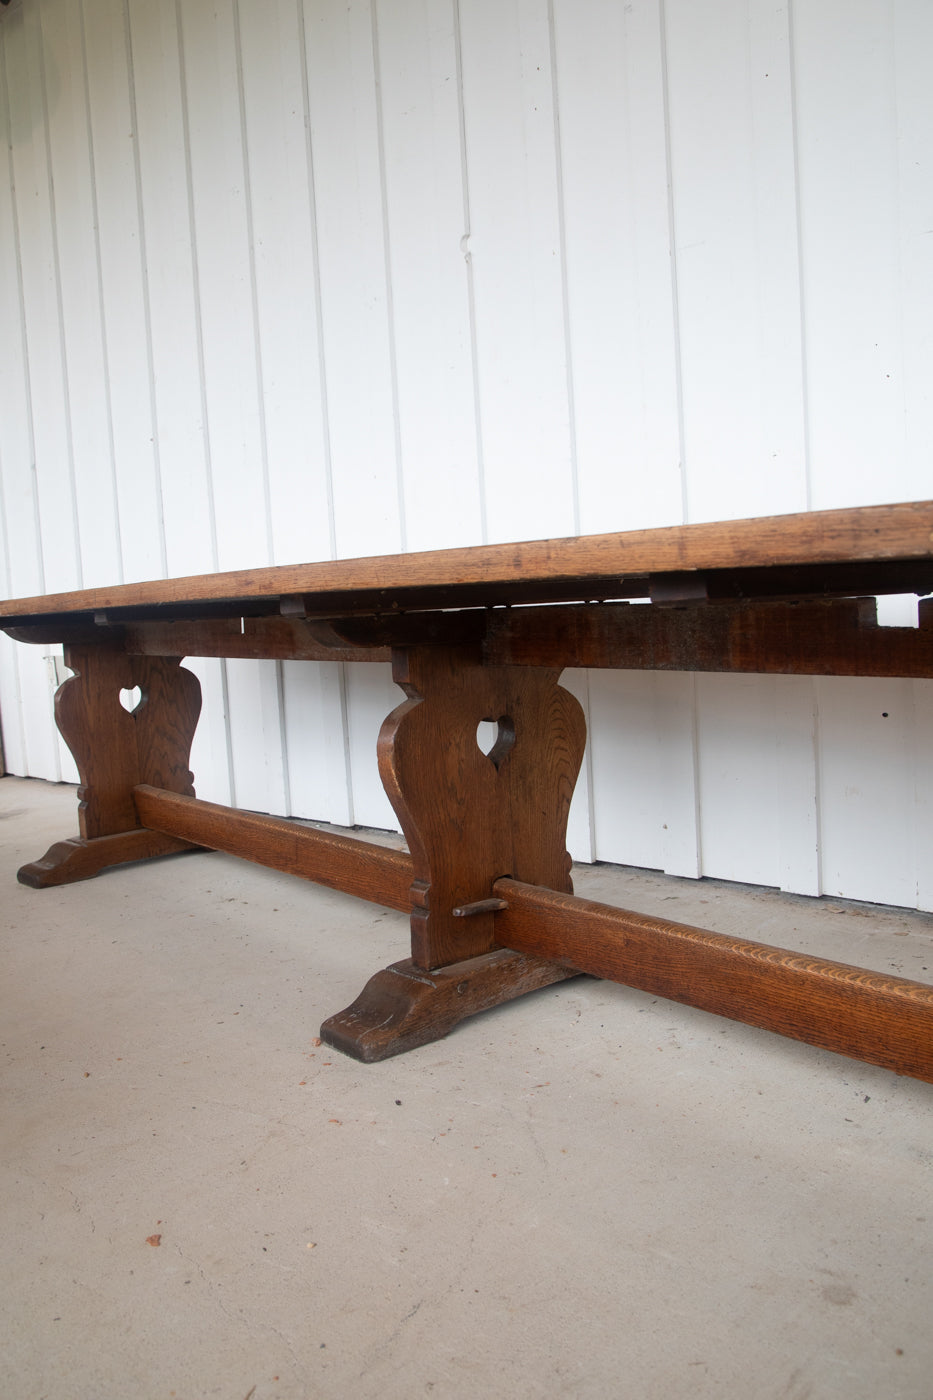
[2,500,933,627]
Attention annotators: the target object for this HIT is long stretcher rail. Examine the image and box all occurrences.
[132,786,413,914]
[134,786,933,1082]
[494,879,933,1083]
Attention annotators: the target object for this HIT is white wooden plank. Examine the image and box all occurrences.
[38,0,122,591]
[16,652,61,785]
[345,663,402,831]
[177,0,270,574]
[81,0,165,584]
[696,673,780,888]
[126,0,217,581]
[551,0,682,534]
[0,23,33,777]
[588,668,699,879]
[457,0,576,542]
[301,0,403,560]
[816,676,921,908]
[124,3,234,817]
[893,0,933,502]
[695,673,819,893]
[222,658,289,816]
[774,676,820,897]
[914,679,933,913]
[178,2,287,814]
[1,3,67,782]
[282,660,353,827]
[665,0,807,522]
[558,668,594,865]
[185,657,234,809]
[373,0,483,552]
[793,0,915,508]
[236,2,348,831]
[238,0,333,568]
[4,0,81,597]
[0,634,26,779]
[46,649,79,786]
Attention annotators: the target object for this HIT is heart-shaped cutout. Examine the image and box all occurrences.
[476,716,515,770]
[119,685,143,714]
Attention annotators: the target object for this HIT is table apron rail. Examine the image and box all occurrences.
[7,596,933,678]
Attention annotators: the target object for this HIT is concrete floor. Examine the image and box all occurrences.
[2,775,932,1400]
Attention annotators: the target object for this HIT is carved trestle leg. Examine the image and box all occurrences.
[321,646,587,1061]
[17,643,202,887]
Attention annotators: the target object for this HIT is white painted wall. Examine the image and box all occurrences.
[1,0,931,908]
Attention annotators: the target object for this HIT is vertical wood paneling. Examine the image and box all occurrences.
[552,0,682,534]
[127,0,215,580]
[915,680,933,913]
[282,661,353,828]
[177,0,269,574]
[301,0,405,824]
[816,677,922,908]
[177,0,289,818]
[588,667,700,879]
[775,676,820,897]
[184,656,234,808]
[4,1,80,599]
[793,0,924,508]
[696,675,782,889]
[224,658,289,815]
[0,17,31,778]
[126,0,232,805]
[695,673,819,894]
[2,0,932,907]
[893,0,933,496]
[81,0,165,584]
[375,0,483,552]
[0,634,25,779]
[301,0,402,560]
[1,1,67,782]
[238,0,345,819]
[458,0,576,542]
[39,0,123,591]
[237,0,362,825]
[238,0,333,568]
[345,662,403,831]
[559,668,594,864]
[665,0,807,523]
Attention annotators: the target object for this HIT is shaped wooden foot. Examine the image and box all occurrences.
[320,948,578,1063]
[17,830,199,888]
[17,644,203,886]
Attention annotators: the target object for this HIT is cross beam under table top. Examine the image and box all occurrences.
[4,500,933,1077]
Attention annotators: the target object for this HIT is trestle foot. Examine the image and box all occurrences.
[320,949,579,1063]
[17,830,201,888]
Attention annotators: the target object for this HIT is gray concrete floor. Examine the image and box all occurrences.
[2,775,932,1400]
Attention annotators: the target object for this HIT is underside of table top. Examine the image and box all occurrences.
[2,500,933,628]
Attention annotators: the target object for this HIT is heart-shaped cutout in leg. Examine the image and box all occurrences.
[476,716,515,771]
[119,685,143,714]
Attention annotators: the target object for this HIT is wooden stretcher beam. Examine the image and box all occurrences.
[494,879,933,1083]
[135,787,933,1082]
[132,785,412,914]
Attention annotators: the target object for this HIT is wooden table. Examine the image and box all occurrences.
[4,500,933,1079]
